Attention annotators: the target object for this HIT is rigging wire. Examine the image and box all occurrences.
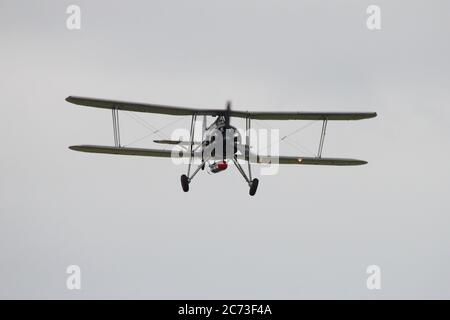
[253,120,317,156]
[122,112,187,147]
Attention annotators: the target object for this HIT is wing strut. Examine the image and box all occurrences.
[317,119,327,158]
[187,114,197,180]
[246,116,253,181]
[112,107,121,147]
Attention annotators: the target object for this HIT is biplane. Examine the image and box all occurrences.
[66,96,376,196]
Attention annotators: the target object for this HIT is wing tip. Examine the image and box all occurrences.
[340,159,368,165]
[69,145,98,152]
[66,96,88,105]
[69,145,83,152]
[66,96,77,104]
[358,160,368,165]
[355,112,377,120]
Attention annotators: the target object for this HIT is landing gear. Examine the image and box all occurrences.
[179,112,259,196]
[181,114,210,192]
[249,178,259,196]
[180,174,189,192]
[232,156,259,196]
[231,116,260,196]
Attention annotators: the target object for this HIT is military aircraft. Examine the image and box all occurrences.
[66,96,376,196]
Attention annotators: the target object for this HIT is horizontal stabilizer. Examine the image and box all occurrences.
[153,139,199,146]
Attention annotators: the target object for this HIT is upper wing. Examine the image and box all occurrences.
[231,110,377,121]
[66,96,376,120]
[66,96,222,116]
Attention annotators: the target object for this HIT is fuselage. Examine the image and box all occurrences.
[202,116,243,172]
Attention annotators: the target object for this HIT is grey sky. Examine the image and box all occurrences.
[1,0,450,299]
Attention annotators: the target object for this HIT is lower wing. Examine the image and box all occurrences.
[70,145,366,166]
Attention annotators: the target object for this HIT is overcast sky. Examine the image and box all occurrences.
[1,0,450,299]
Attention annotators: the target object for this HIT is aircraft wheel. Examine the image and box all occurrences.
[249,178,259,196]
[181,174,190,192]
